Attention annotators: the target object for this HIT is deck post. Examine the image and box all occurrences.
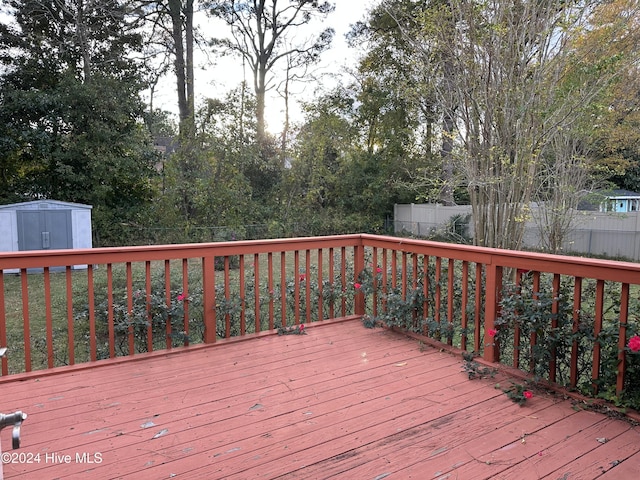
[483,261,502,363]
[202,256,216,343]
[354,239,366,316]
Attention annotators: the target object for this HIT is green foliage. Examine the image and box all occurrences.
[496,274,640,410]
[354,255,480,345]
[497,382,534,406]
[462,352,497,380]
[0,0,158,246]
[354,255,640,410]
[283,87,418,236]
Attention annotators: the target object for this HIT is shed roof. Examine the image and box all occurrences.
[0,200,92,210]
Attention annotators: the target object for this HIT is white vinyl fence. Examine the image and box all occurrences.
[394,203,640,261]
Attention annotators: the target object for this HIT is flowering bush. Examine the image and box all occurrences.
[628,335,640,353]
[495,275,640,410]
[355,259,474,343]
[355,258,640,411]
[277,324,306,335]
[499,382,534,406]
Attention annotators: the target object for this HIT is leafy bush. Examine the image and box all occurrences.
[495,274,640,410]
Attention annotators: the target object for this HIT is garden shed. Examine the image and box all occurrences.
[0,200,92,271]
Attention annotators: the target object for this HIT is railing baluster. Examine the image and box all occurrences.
[253,253,260,332]
[239,255,246,335]
[202,256,216,343]
[164,260,172,349]
[280,252,287,328]
[328,248,335,320]
[461,261,469,351]
[512,270,522,369]
[401,252,408,302]
[422,255,429,336]
[145,261,153,352]
[391,250,397,291]
[87,265,96,362]
[125,262,134,355]
[570,277,582,389]
[549,273,561,383]
[43,267,54,368]
[447,258,455,345]
[530,271,541,373]
[294,250,300,325]
[317,249,323,321]
[371,247,378,318]
[268,252,274,330]
[0,273,7,375]
[382,249,388,314]
[434,257,442,327]
[107,264,115,358]
[224,256,231,338]
[305,250,311,323]
[617,283,630,395]
[354,241,365,317]
[65,267,74,365]
[20,269,31,372]
[182,258,189,345]
[592,279,605,394]
[474,263,483,353]
[341,247,347,317]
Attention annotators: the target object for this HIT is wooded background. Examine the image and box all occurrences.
[1,0,639,254]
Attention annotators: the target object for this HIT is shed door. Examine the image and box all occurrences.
[17,210,72,251]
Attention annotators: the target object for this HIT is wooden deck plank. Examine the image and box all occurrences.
[287,395,568,479]
[597,450,640,479]
[1,319,638,480]
[544,425,640,479]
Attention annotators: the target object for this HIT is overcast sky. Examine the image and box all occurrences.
[150,0,379,133]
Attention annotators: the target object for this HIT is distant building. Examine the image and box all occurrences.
[153,136,179,172]
[598,189,640,213]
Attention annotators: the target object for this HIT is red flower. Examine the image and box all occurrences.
[299,273,306,282]
[523,390,534,399]
[628,335,640,353]
[376,267,383,273]
[177,293,186,301]
[354,282,362,290]
[488,328,497,338]
[299,324,304,331]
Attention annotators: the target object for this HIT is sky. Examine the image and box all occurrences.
[150,0,379,134]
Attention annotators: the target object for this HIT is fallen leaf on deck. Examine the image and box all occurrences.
[395,362,408,366]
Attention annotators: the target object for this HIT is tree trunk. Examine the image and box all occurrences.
[185,0,195,124]
[168,0,194,137]
[256,59,267,142]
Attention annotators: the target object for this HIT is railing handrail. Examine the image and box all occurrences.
[0,234,366,269]
[3,232,640,278]
[359,234,640,284]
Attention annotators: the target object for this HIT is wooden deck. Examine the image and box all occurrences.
[1,319,639,480]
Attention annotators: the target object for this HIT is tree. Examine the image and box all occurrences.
[363,0,457,205]
[205,0,335,142]
[393,0,640,249]
[0,0,158,245]
[137,0,196,137]
[348,1,443,204]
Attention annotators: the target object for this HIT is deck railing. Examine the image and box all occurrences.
[1,234,639,405]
